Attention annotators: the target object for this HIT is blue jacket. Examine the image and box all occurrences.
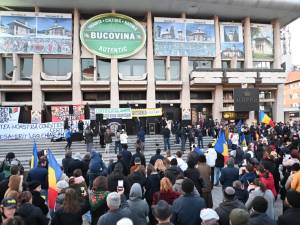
[240,172,257,185]
[27,166,48,189]
[219,167,239,188]
[89,151,106,175]
[65,129,71,139]
[137,130,145,142]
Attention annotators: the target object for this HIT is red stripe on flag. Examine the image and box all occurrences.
[48,187,58,209]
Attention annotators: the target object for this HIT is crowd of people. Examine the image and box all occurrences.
[0,119,300,225]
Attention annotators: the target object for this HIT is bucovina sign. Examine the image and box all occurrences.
[80,13,146,58]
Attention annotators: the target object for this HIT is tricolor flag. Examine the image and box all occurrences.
[240,133,247,147]
[259,111,275,128]
[214,130,229,163]
[48,149,62,209]
[30,142,39,169]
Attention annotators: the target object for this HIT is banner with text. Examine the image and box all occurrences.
[51,105,85,122]
[154,17,215,57]
[94,108,132,119]
[0,107,20,123]
[132,108,162,117]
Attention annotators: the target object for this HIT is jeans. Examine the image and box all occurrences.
[175,134,180,144]
[86,142,93,152]
[65,138,72,149]
[114,141,122,154]
[181,137,186,151]
[198,136,203,148]
[214,167,223,185]
[164,138,170,151]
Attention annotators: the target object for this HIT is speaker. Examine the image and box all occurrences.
[96,114,103,123]
[69,105,74,115]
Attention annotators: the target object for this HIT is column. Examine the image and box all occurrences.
[93,55,97,81]
[0,55,3,80]
[72,8,82,104]
[166,56,171,80]
[213,16,222,68]
[273,84,284,122]
[212,85,223,121]
[244,17,253,68]
[230,56,238,69]
[146,12,156,108]
[273,19,281,69]
[32,7,42,120]
[12,54,20,82]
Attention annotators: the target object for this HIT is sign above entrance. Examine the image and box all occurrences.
[80,13,146,58]
[233,88,259,112]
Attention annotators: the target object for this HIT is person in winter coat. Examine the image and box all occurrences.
[104,128,113,154]
[257,165,277,197]
[89,151,107,187]
[232,180,248,204]
[149,149,165,166]
[137,128,145,151]
[17,191,48,225]
[219,158,239,189]
[120,130,128,149]
[172,178,206,225]
[130,148,146,168]
[55,180,69,212]
[206,143,217,186]
[28,181,48,215]
[162,126,171,151]
[248,196,276,225]
[152,177,180,205]
[184,160,203,195]
[128,158,146,191]
[51,188,86,225]
[107,163,130,197]
[278,190,300,225]
[239,164,257,188]
[215,187,246,225]
[175,151,187,172]
[246,179,275,220]
[127,183,149,225]
[214,152,224,186]
[164,158,183,185]
[84,126,94,152]
[4,175,22,198]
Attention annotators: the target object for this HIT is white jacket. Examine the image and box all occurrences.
[120,133,128,144]
[206,148,217,167]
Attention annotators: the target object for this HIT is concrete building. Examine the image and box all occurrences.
[0,0,299,126]
[284,70,300,121]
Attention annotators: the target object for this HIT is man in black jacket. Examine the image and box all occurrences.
[149,148,165,166]
[278,190,300,225]
[248,196,276,225]
[162,126,171,151]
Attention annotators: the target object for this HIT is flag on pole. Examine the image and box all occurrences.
[236,120,243,133]
[30,142,39,169]
[259,111,275,128]
[214,130,229,163]
[240,133,247,147]
[47,149,62,209]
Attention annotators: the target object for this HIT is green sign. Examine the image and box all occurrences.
[80,13,146,58]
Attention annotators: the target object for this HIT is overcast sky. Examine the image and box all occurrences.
[289,18,300,66]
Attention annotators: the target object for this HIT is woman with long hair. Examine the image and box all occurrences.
[152,177,180,205]
[51,188,85,225]
[154,159,166,179]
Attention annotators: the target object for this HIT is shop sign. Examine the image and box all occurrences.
[132,108,162,117]
[234,88,259,112]
[80,13,146,58]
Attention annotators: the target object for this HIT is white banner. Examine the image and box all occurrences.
[0,107,20,123]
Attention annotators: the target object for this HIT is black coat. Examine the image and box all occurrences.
[31,191,48,215]
[184,168,203,195]
[215,153,224,168]
[215,199,246,225]
[277,208,300,225]
[121,149,132,171]
[130,152,146,167]
[248,212,276,225]
[50,209,83,225]
[66,159,85,177]
[149,154,165,166]
[145,173,161,205]
[165,166,183,185]
[128,171,146,190]
[219,167,239,189]
[17,203,48,225]
[0,177,9,202]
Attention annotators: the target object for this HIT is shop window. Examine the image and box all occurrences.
[253,61,272,69]
[81,58,94,80]
[170,59,180,80]
[97,59,110,80]
[119,91,146,100]
[2,57,13,79]
[189,60,212,72]
[118,59,146,76]
[43,58,72,76]
[154,59,166,80]
[20,58,32,80]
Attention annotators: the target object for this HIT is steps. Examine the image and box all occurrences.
[0,135,213,171]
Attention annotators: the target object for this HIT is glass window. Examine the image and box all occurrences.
[154,59,165,80]
[20,58,32,79]
[170,60,180,80]
[236,61,244,69]
[43,58,72,76]
[253,61,271,69]
[81,58,94,80]
[222,61,230,69]
[189,60,212,73]
[2,57,13,79]
[118,60,146,76]
[97,59,110,80]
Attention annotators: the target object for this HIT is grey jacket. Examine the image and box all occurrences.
[127,183,149,225]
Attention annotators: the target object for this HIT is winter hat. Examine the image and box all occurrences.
[286,190,300,208]
[28,181,41,191]
[116,218,133,225]
[56,180,69,190]
[200,208,219,222]
[229,208,249,225]
[107,192,121,210]
[152,200,172,220]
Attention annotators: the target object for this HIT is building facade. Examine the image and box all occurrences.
[284,70,300,121]
[0,0,299,125]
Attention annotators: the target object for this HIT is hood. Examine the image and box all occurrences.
[129,183,142,201]
[175,178,184,185]
[91,151,101,160]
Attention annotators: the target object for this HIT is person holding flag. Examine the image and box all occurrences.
[214,130,229,164]
[31,142,39,169]
[259,111,275,128]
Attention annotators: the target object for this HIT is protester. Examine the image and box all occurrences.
[278,190,300,225]
[248,196,276,225]
[200,208,219,225]
[104,128,113,154]
[0,197,17,224]
[175,151,187,172]
[28,181,48,215]
[229,208,249,225]
[149,148,165,166]
[84,126,94,152]
[152,177,180,205]
[164,158,183,185]
[219,158,239,189]
[152,200,173,225]
[232,180,248,204]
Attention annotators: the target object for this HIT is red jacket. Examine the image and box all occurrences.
[152,190,180,205]
[259,172,277,197]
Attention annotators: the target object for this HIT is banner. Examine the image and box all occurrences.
[251,23,273,59]
[220,22,244,59]
[0,107,20,123]
[31,111,41,124]
[51,105,85,122]
[132,108,162,117]
[94,108,132,119]
[154,17,215,57]
[182,108,191,120]
[0,11,72,54]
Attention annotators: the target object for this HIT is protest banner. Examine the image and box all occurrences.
[51,105,85,122]
[94,108,132,119]
[131,108,162,117]
[0,107,20,123]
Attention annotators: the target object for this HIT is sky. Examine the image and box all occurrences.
[289,18,300,66]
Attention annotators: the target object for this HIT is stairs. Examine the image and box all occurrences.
[0,135,213,171]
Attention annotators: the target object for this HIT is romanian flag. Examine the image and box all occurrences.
[47,149,62,209]
[214,130,229,163]
[259,111,275,128]
[240,133,247,147]
[30,142,39,169]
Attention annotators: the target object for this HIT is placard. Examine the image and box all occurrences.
[0,107,20,123]
[51,105,85,122]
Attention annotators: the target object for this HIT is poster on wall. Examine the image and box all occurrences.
[31,111,41,124]
[251,23,273,59]
[154,17,215,57]
[182,108,191,121]
[0,11,72,54]
[220,22,244,59]
[51,105,85,122]
[0,107,20,123]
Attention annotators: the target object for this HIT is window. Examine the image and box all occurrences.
[118,60,146,76]
[223,91,233,100]
[188,60,212,73]
[170,60,180,80]
[259,91,272,99]
[236,61,244,69]
[81,58,94,80]
[154,59,166,80]
[43,58,72,76]
[20,58,32,79]
[83,92,110,101]
[97,59,110,80]
[156,91,180,100]
[2,57,13,79]
[190,91,212,99]
[5,92,31,101]
[119,91,146,100]
[222,61,230,69]
[253,61,271,69]
[44,92,72,101]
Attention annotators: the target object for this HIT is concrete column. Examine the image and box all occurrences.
[93,55,97,81]
[72,8,82,104]
[166,56,171,80]
[146,12,156,108]
[273,19,281,69]
[230,56,238,69]
[12,54,20,82]
[273,84,284,122]
[212,85,223,121]
[0,55,3,80]
[180,13,191,116]
[244,17,253,68]
[110,58,119,108]
[213,16,222,68]
[32,7,42,118]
